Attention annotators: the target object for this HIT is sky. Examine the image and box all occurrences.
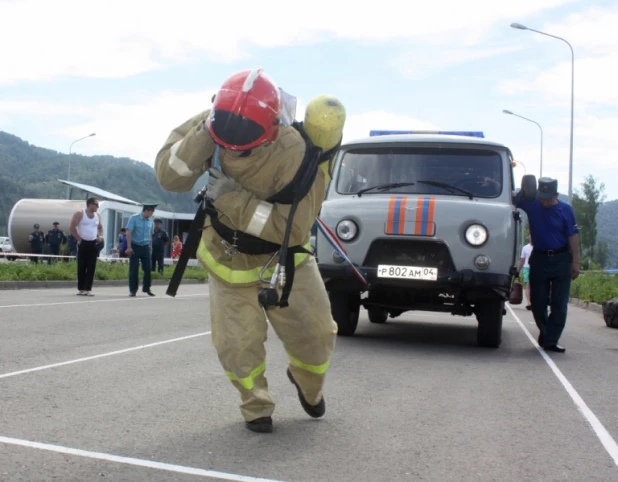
[0,0,616,200]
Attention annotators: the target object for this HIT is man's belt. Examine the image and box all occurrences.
[534,245,569,256]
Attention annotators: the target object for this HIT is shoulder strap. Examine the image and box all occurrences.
[267,121,322,205]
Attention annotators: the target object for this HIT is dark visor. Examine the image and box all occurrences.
[210,110,266,149]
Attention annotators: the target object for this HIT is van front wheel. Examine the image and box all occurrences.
[329,292,360,337]
[476,301,504,348]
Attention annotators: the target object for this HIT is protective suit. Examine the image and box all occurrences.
[154,68,345,433]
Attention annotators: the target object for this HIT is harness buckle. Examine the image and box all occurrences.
[221,231,240,257]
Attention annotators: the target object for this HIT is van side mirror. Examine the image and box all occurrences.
[521,174,537,201]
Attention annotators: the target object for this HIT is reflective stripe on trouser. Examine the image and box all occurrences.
[196,239,312,285]
[208,256,338,422]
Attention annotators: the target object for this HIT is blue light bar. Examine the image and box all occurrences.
[369,130,485,138]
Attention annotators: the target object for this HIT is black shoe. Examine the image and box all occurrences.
[538,333,544,346]
[245,416,273,433]
[144,290,155,297]
[525,305,532,311]
[287,368,325,418]
[129,292,136,297]
[544,344,566,353]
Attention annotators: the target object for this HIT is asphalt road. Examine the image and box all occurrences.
[0,283,617,482]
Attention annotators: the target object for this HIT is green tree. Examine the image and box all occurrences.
[594,240,609,269]
[572,175,606,269]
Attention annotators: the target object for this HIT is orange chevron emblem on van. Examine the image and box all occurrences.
[386,196,436,236]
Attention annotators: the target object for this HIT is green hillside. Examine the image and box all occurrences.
[0,131,207,235]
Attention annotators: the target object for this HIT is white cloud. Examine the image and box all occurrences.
[54,90,219,163]
[391,43,523,80]
[498,5,618,107]
[342,111,438,142]
[504,112,618,199]
[0,0,575,84]
[496,4,618,200]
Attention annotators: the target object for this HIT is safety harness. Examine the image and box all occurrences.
[166,121,341,308]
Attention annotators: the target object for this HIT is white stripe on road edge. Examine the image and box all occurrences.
[0,332,211,380]
[0,292,207,309]
[507,304,618,467]
[0,435,284,482]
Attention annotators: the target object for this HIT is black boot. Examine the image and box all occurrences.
[245,416,273,433]
[287,368,325,418]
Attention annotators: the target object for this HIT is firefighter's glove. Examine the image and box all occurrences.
[205,168,241,202]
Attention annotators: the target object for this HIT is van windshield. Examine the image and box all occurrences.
[336,146,503,198]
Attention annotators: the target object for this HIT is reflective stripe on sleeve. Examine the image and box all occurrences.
[168,140,195,177]
[245,201,273,237]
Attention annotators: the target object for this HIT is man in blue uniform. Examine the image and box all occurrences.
[46,222,67,264]
[514,178,580,353]
[28,224,45,263]
[118,228,128,258]
[151,218,169,275]
[125,203,157,297]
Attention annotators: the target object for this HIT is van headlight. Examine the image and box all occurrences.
[465,224,488,247]
[336,219,358,241]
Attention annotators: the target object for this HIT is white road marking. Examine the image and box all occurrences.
[507,304,618,467]
[0,332,211,380]
[0,292,208,309]
[0,435,284,482]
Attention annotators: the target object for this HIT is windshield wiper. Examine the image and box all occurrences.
[416,180,474,200]
[356,182,416,197]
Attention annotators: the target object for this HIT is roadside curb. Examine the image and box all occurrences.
[570,297,603,314]
[0,279,208,290]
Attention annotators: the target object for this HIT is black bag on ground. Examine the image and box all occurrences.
[602,298,618,328]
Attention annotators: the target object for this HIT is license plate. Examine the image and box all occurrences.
[377,264,438,281]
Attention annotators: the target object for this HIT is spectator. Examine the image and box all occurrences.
[46,221,67,264]
[171,235,183,264]
[518,235,533,310]
[28,224,45,263]
[513,178,579,353]
[118,228,128,258]
[69,197,104,296]
[125,203,157,297]
[151,218,169,275]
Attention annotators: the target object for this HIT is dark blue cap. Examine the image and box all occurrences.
[538,177,558,200]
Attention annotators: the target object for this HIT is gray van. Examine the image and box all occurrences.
[316,132,527,348]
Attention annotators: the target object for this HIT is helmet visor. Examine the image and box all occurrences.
[209,109,266,150]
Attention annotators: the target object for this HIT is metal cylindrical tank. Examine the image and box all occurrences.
[8,199,85,254]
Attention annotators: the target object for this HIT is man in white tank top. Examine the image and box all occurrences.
[69,197,104,296]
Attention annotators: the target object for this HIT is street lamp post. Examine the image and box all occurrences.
[503,109,544,177]
[510,22,574,203]
[67,133,96,199]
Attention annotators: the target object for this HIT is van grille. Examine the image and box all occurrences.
[362,239,456,271]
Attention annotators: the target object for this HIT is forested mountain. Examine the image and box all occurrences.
[0,131,207,235]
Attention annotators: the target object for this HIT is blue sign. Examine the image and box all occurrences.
[369,130,485,138]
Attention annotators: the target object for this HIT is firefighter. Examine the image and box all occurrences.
[154,68,345,433]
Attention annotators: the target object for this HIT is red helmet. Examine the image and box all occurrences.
[206,68,281,151]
